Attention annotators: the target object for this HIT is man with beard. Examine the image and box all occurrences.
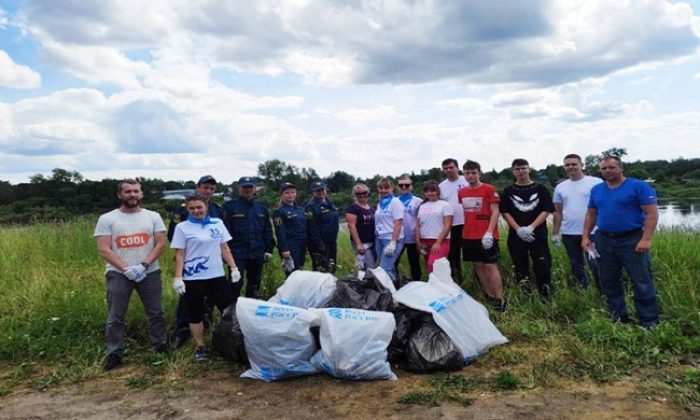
[167,175,224,349]
[223,177,275,299]
[94,179,168,370]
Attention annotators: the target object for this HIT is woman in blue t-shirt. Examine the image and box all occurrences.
[171,195,240,362]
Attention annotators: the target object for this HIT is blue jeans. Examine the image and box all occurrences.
[597,231,659,327]
[375,237,405,283]
[562,234,600,289]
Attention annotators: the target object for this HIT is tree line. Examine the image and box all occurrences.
[1,149,699,224]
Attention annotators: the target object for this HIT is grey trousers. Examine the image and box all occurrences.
[105,270,167,356]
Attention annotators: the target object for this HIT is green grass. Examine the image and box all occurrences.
[1,220,699,410]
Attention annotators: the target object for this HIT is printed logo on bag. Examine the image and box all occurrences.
[183,256,210,276]
[115,233,150,248]
[254,304,299,319]
[428,291,467,313]
[329,308,379,322]
[209,227,223,239]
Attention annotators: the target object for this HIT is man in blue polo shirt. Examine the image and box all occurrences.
[582,155,660,328]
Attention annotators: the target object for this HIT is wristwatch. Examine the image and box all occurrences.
[140,262,150,269]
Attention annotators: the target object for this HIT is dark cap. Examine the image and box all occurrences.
[309,181,327,192]
[238,176,256,187]
[279,182,297,192]
[197,175,216,185]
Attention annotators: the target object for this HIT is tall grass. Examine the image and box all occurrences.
[0,220,699,407]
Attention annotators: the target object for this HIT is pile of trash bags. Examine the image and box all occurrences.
[212,258,508,381]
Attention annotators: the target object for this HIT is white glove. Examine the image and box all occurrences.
[281,257,295,273]
[481,232,494,250]
[517,226,535,243]
[124,265,146,282]
[173,277,185,295]
[587,247,600,260]
[354,254,365,270]
[230,267,241,283]
[384,241,397,256]
[551,233,562,247]
[263,252,273,263]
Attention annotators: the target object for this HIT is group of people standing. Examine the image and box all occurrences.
[93,152,661,370]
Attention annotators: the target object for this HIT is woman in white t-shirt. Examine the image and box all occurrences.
[374,178,404,283]
[171,195,240,362]
[415,181,454,274]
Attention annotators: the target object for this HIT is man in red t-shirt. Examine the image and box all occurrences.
[458,160,506,312]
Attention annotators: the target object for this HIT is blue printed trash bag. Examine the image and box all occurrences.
[236,298,321,381]
[268,270,337,309]
[310,308,397,380]
[394,258,508,361]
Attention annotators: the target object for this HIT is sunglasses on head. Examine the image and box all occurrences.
[398,183,411,188]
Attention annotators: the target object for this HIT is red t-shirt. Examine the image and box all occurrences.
[458,183,500,240]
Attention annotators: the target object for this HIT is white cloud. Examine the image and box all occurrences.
[0,50,41,89]
[333,105,397,125]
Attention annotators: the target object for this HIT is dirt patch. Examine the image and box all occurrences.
[0,365,694,420]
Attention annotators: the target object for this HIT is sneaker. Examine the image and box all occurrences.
[194,346,209,362]
[104,353,122,371]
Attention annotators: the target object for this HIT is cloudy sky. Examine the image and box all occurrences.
[1,0,699,184]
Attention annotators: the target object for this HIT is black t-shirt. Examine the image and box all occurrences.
[345,202,376,243]
[499,183,554,238]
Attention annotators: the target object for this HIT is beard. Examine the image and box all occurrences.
[121,197,142,208]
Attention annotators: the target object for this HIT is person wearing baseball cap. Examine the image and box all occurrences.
[167,175,223,349]
[273,183,309,275]
[223,177,275,299]
[305,181,339,273]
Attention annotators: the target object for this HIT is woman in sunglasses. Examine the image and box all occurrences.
[394,176,423,281]
[345,183,376,270]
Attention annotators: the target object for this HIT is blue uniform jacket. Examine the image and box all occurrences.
[305,197,339,251]
[223,197,275,260]
[167,201,224,242]
[273,202,309,253]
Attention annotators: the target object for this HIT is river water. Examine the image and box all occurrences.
[657,200,700,230]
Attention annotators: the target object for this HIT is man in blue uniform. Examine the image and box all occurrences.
[272,182,310,275]
[224,177,275,299]
[305,181,339,273]
[582,155,660,328]
[167,175,224,349]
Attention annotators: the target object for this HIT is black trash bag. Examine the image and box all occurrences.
[387,305,425,363]
[325,274,393,312]
[212,303,248,364]
[406,318,465,373]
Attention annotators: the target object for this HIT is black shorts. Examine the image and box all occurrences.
[462,239,499,263]
[184,277,234,323]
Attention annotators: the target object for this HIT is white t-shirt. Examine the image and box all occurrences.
[170,218,232,281]
[399,195,423,244]
[553,176,603,235]
[417,200,454,239]
[94,208,166,274]
[439,176,468,226]
[375,197,405,240]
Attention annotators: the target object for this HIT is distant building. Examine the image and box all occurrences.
[162,189,194,200]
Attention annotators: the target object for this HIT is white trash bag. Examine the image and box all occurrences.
[236,297,320,381]
[310,308,397,380]
[268,270,337,309]
[394,258,508,361]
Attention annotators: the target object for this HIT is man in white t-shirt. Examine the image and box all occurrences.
[94,179,168,371]
[438,158,468,282]
[552,154,603,290]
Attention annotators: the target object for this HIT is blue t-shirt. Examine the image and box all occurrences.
[588,177,657,233]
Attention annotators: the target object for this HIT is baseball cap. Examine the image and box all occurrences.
[238,176,256,187]
[197,175,216,184]
[310,181,327,192]
[279,182,297,192]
